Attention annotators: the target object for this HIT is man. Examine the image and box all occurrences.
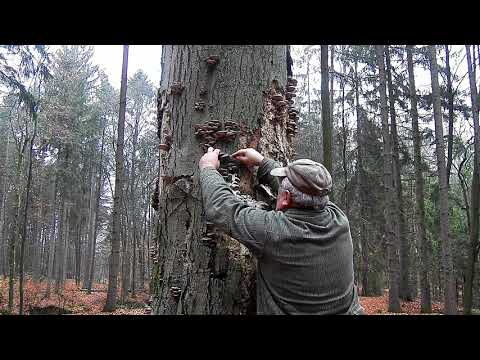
[199,146,364,315]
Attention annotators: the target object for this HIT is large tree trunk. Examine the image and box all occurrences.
[321,45,333,174]
[376,45,400,312]
[406,45,432,313]
[385,46,411,301]
[429,45,457,315]
[152,45,293,314]
[464,45,480,315]
[104,45,129,312]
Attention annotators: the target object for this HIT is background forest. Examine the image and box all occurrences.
[0,45,479,315]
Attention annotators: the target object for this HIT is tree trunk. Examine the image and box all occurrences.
[45,172,58,298]
[464,45,480,315]
[445,45,455,188]
[0,133,11,279]
[429,45,457,315]
[19,111,38,314]
[104,45,129,312]
[7,137,27,313]
[376,45,400,312]
[83,163,96,287]
[129,112,140,298]
[87,127,106,293]
[321,45,333,174]
[152,45,293,314]
[406,45,432,313]
[385,46,411,301]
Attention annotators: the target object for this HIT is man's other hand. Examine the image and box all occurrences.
[232,148,264,167]
[199,147,220,170]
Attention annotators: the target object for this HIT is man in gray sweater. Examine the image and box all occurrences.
[199,147,364,315]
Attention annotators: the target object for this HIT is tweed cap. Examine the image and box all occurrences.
[270,159,332,196]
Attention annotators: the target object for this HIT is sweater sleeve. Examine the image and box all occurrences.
[199,166,273,258]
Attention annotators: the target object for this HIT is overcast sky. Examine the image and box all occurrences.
[92,45,162,88]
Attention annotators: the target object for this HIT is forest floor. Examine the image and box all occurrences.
[0,277,466,315]
[359,291,452,315]
[0,277,150,315]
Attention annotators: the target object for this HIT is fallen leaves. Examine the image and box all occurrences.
[360,290,451,315]
[0,277,150,315]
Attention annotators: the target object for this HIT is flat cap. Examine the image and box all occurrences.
[270,159,332,196]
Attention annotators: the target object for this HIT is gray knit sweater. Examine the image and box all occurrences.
[200,159,363,315]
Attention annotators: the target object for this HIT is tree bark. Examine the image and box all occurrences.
[104,45,129,312]
[376,45,400,312]
[464,45,480,315]
[152,45,293,314]
[406,45,432,313]
[321,45,333,174]
[385,46,411,301]
[429,45,457,314]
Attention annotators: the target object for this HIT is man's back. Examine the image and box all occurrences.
[256,202,354,314]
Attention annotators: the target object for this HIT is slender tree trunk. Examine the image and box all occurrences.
[152,45,292,314]
[385,46,410,301]
[83,163,96,287]
[19,111,38,314]
[355,59,368,296]
[445,45,455,187]
[7,137,27,313]
[104,45,129,312]
[87,127,106,293]
[340,54,349,217]
[321,45,333,174]
[376,45,400,312]
[464,45,480,315]
[0,133,11,278]
[45,172,58,298]
[129,113,140,298]
[406,45,432,313]
[429,45,457,314]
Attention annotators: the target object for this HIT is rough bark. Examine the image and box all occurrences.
[385,46,410,301]
[376,45,400,312]
[321,45,333,174]
[406,45,432,313]
[429,45,457,314]
[152,45,293,314]
[104,45,129,312]
[464,45,480,315]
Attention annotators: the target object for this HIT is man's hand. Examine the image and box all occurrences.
[232,148,264,167]
[199,147,220,170]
